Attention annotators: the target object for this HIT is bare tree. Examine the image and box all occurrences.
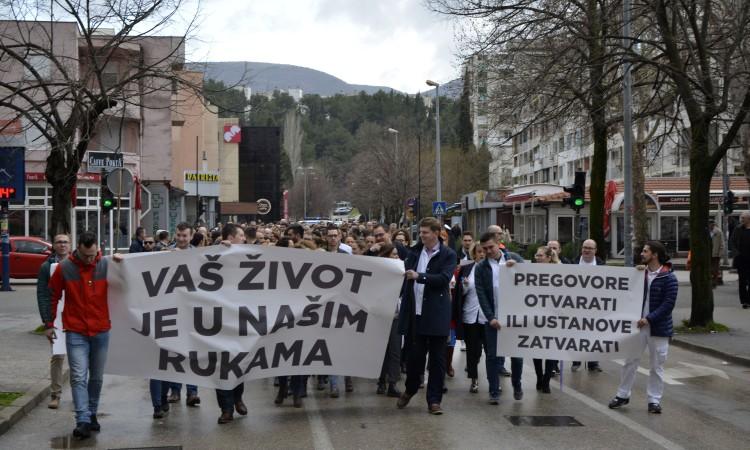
[630,0,750,325]
[0,0,200,236]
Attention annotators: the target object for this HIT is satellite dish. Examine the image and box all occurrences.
[106,167,134,196]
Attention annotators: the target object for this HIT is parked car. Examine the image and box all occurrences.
[0,237,53,279]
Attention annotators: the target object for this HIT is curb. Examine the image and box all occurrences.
[670,337,750,368]
[0,369,69,437]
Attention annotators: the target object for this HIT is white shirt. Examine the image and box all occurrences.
[488,253,505,318]
[643,266,662,317]
[413,243,440,316]
[462,265,487,324]
[579,257,597,266]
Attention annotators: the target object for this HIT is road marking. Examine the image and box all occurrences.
[612,360,684,385]
[553,379,685,450]
[304,387,335,450]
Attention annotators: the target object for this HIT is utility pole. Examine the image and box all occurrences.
[622,0,634,266]
[426,80,442,221]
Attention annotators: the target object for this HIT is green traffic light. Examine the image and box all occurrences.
[574,198,584,207]
[103,199,113,207]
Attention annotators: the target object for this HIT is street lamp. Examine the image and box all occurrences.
[296,166,314,219]
[388,128,400,224]
[426,79,442,220]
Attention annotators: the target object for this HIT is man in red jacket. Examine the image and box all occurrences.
[48,230,120,440]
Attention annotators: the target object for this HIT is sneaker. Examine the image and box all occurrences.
[428,403,443,415]
[48,396,60,409]
[386,383,402,398]
[470,379,479,394]
[648,403,662,414]
[608,396,630,409]
[89,415,100,432]
[153,408,166,419]
[488,395,500,405]
[499,368,511,377]
[72,422,91,440]
[330,388,340,398]
[186,394,200,407]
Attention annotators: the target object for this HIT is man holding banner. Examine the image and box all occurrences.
[397,217,456,415]
[609,241,677,414]
[475,232,524,404]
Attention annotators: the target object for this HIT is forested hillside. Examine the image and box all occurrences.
[204,79,489,221]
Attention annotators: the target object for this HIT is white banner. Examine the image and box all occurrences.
[498,264,645,360]
[105,245,404,389]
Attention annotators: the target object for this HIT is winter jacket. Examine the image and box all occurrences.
[36,254,65,324]
[642,265,678,337]
[475,248,519,322]
[48,251,110,336]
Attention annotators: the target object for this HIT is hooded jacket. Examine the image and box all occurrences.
[642,263,678,337]
[48,251,110,336]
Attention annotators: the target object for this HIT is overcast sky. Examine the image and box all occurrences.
[186,0,460,93]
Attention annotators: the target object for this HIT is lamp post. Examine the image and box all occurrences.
[296,166,314,219]
[426,79,442,220]
[388,128,400,224]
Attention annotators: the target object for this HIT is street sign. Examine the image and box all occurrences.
[0,147,25,202]
[106,167,134,196]
[432,201,447,216]
[257,198,272,215]
[86,151,123,172]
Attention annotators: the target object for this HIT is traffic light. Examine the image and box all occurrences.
[563,171,586,212]
[197,197,206,218]
[724,190,736,215]
[100,176,115,214]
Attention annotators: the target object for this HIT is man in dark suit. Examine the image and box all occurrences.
[571,239,604,372]
[396,217,456,415]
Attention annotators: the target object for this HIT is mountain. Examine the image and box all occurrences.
[188,61,399,97]
[422,78,463,100]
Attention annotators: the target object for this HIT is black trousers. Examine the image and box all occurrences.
[463,322,487,379]
[533,359,556,386]
[738,264,750,305]
[215,384,244,413]
[379,318,401,384]
[405,327,447,405]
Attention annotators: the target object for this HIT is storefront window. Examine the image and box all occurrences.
[558,217,573,245]
[677,216,690,253]
[28,210,46,239]
[8,210,23,236]
[660,216,677,256]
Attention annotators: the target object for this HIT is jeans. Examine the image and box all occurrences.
[66,331,109,424]
[169,382,198,397]
[484,324,522,397]
[216,384,244,413]
[149,380,169,409]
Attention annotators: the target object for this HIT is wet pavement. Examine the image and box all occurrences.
[2,276,750,449]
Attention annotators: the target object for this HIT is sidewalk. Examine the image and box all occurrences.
[670,272,750,367]
[0,286,65,436]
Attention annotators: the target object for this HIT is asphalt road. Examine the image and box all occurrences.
[1,280,749,449]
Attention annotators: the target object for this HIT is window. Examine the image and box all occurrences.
[24,54,51,80]
[15,239,49,254]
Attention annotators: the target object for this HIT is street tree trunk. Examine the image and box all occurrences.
[689,123,714,326]
[45,140,79,237]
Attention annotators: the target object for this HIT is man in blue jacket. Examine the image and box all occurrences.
[609,240,678,414]
[396,217,456,415]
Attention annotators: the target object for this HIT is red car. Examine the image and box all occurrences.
[0,237,53,279]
